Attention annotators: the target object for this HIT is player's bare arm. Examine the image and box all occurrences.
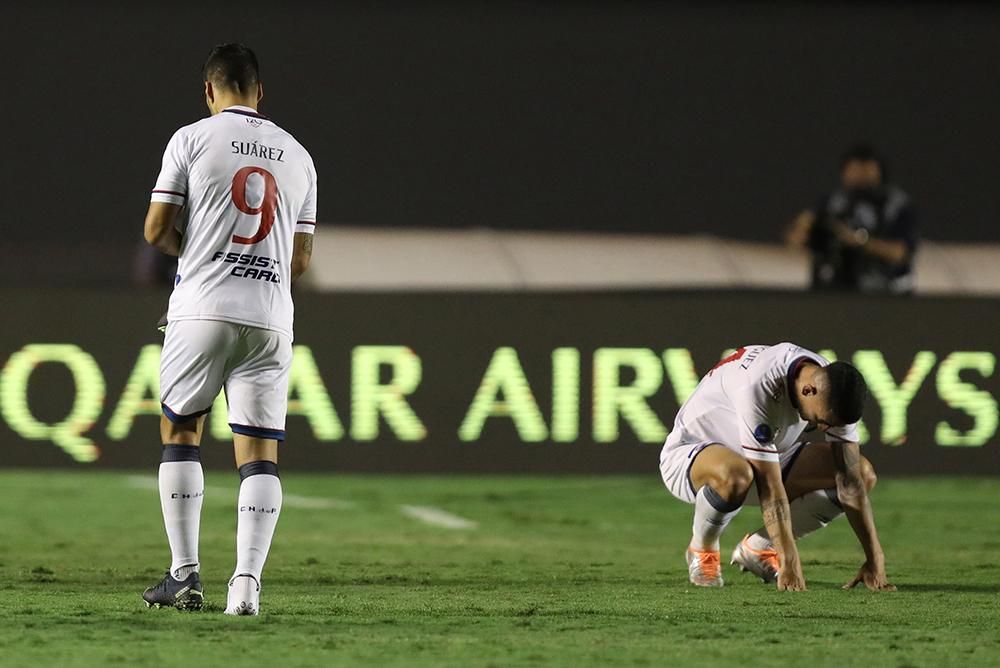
[832,440,896,591]
[144,202,184,256]
[750,457,806,591]
[291,232,313,282]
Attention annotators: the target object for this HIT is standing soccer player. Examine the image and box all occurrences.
[659,343,895,591]
[140,44,316,615]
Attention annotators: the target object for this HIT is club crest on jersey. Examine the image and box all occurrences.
[753,424,773,444]
[245,117,263,128]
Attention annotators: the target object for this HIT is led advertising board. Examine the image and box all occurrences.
[1,289,997,473]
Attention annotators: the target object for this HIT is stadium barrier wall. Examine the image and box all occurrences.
[303,227,1000,296]
[1,288,997,475]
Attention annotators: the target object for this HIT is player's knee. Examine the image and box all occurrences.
[860,457,877,492]
[717,459,754,503]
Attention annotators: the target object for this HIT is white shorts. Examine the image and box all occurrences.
[160,319,292,440]
[658,441,807,505]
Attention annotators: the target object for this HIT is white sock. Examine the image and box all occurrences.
[690,486,743,551]
[748,488,844,549]
[157,445,204,579]
[234,462,283,583]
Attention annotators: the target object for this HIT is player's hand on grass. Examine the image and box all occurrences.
[843,561,896,592]
[777,562,807,592]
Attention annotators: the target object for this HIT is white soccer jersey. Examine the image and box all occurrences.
[151,105,316,338]
[663,343,860,463]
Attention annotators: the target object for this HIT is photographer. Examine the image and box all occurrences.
[786,145,918,294]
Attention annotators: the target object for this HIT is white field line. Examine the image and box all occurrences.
[126,475,355,510]
[399,505,478,530]
[127,475,476,528]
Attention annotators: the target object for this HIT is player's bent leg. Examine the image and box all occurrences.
[735,443,877,583]
[226,435,282,616]
[684,445,753,587]
[689,444,755,506]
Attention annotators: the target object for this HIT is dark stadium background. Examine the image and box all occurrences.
[2,2,998,285]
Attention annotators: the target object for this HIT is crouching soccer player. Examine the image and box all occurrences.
[140,43,317,614]
[658,343,895,591]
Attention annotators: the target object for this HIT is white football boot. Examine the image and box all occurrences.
[730,534,780,584]
[225,574,261,616]
[686,547,724,587]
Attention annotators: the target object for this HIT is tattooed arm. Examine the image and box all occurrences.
[832,441,895,591]
[749,458,806,591]
[291,232,313,282]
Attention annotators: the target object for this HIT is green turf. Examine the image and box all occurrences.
[0,471,997,667]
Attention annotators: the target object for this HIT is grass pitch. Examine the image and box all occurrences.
[0,471,997,667]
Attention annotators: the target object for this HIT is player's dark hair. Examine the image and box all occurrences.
[202,43,260,95]
[839,143,888,181]
[824,361,868,425]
